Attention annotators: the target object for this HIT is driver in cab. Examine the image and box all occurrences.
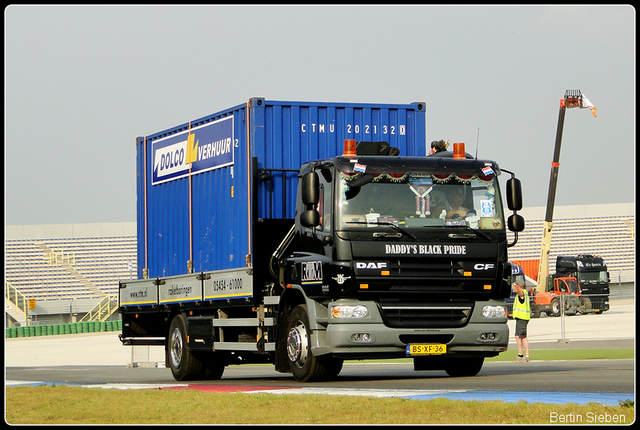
[433,187,469,219]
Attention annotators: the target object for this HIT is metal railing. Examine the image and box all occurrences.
[527,292,632,343]
[6,281,29,322]
[79,294,118,322]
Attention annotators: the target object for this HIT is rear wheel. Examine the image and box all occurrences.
[196,352,226,380]
[286,304,343,382]
[168,314,205,381]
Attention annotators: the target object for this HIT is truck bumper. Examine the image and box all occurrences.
[312,300,509,359]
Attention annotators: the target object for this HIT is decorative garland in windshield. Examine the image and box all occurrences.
[341,171,495,184]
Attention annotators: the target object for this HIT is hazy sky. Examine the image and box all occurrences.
[4,5,635,226]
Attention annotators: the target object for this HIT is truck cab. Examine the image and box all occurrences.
[274,141,524,380]
[556,255,610,313]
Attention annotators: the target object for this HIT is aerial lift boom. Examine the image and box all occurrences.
[536,90,597,293]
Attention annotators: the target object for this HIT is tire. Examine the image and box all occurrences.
[444,357,484,377]
[286,304,343,382]
[196,352,226,380]
[550,299,561,317]
[168,314,205,381]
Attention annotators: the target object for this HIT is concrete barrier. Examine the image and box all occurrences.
[5,320,122,339]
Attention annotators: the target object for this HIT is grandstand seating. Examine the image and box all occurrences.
[5,236,136,300]
[507,215,635,282]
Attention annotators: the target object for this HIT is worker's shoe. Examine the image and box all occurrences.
[514,355,525,362]
[524,356,530,362]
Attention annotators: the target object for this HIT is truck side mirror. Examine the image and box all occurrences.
[300,209,320,228]
[300,171,320,228]
[508,214,525,232]
[301,172,319,206]
[506,178,522,211]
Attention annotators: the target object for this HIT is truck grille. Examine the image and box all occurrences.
[378,302,472,328]
[353,259,498,300]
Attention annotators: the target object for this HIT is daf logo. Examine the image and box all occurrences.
[474,263,495,271]
[356,262,388,269]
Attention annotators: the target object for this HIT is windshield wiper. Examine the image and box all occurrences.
[447,225,492,241]
[346,221,418,241]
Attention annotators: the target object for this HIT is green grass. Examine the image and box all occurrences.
[486,348,634,362]
[4,385,635,425]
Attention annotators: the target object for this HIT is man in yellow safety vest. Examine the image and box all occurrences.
[512,279,531,362]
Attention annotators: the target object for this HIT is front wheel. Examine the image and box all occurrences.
[286,304,343,382]
[444,357,484,377]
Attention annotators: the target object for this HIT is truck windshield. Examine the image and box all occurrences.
[578,271,608,283]
[336,171,504,231]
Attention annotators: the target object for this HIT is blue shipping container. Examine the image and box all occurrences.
[136,98,426,279]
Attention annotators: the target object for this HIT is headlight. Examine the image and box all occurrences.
[482,305,507,319]
[331,305,369,319]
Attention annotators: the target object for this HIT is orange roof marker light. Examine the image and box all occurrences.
[453,142,466,159]
[343,139,357,156]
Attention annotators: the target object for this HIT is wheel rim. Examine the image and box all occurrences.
[170,327,183,369]
[287,320,308,368]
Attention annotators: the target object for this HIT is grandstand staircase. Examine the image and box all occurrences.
[621,219,635,239]
[36,242,104,297]
[79,294,118,322]
[6,302,28,327]
[6,282,29,327]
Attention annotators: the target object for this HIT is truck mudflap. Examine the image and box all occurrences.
[316,299,508,359]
